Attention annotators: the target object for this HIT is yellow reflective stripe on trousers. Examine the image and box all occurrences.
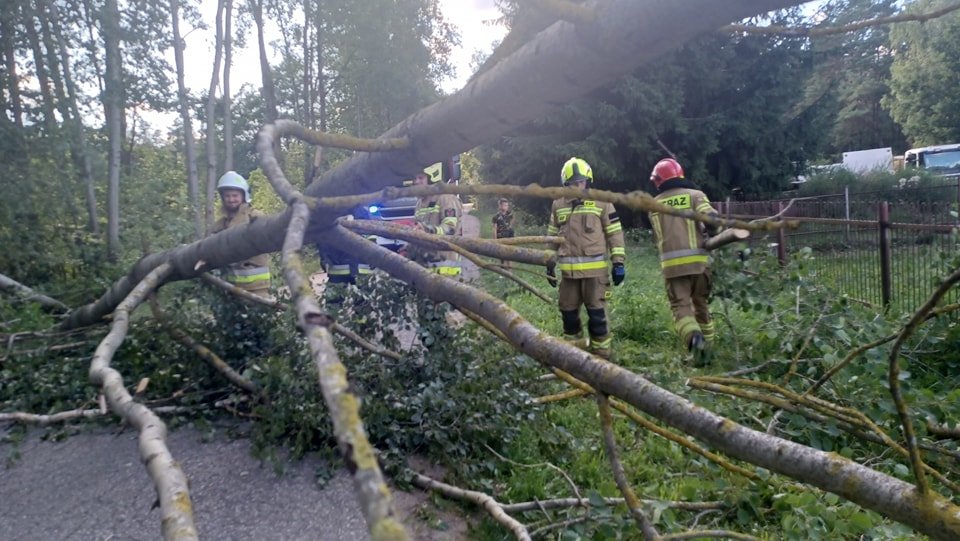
[591,335,612,348]
[432,266,461,275]
[701,321,715,340]
[558,255,608,272]
[225,266,270,284]
[675,316,700,339]
[226,272,271,284]
[661,255,709,268]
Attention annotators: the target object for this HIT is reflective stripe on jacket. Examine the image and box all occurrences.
[548,198,625,279]
[212,204,272,291]
[650,184,717,279]
[414,193,463,274]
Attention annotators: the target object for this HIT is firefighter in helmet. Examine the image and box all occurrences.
[648,158,719,365]
[211,171,272,298]
[411,162,463,276]
[546,157,625,360]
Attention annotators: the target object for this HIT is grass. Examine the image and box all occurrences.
[462,207,936,539]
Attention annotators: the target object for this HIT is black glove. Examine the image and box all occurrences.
[546,264,558,288]
[611,262,625,286]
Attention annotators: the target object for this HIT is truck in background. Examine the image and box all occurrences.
[366,155,461,252]
[903,143,960,179]
[841,147,894,175]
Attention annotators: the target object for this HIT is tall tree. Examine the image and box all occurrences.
[250,0,281,169]
[223,0,234,171]
[102,0,123,261]
[23,0,56,130]
[884,0,960,145]
[171,0,203,240]
[48,0,99,234]
[205,0,226,232]
[2,2,25,128]
[806,0,905,154]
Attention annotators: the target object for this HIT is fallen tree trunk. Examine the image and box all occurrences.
[62,0,804,331]
[0,272,69,312]
[704,228,750,251]
[326,225,960,541]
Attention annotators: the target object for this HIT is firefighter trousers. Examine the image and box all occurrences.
[558,275,612,357]
[665,271,714,347]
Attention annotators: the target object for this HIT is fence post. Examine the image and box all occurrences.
[777,201,787,267]
[844,185,850,242]
[879,201,892,308]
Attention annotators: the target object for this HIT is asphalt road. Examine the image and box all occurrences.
[0,216,484,541]
[0,425,369,541]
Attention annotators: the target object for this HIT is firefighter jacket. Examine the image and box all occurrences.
[413,193,463,275]
[547,197,625,279]
[211,203,272,291]
[650,179,719,279]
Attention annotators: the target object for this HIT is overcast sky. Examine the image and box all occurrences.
[436,0,506,92]
[177,0,505,95]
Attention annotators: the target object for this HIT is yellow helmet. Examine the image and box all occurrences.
[423,162,444,184]
[561,157,593,185]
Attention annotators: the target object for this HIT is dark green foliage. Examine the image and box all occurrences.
[885,0,960,145]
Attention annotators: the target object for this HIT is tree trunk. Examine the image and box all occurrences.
[23,1,56,131]
[102,0,123,261]
[48,0,99,234]
[251,0,280,168]
[36,0,70,125]
[2,2,24,128]
[171,0,202,240]
[205,0,225,233]
[222,0,233,172]
[34,0,80,226]
[301,0,313,184]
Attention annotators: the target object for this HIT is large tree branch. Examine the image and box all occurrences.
[0,272,69,312]
[724,3,960,38]
[64,0,806,330]
[88,263,198,541]
[326,225,960,540]
[281,202,406,540]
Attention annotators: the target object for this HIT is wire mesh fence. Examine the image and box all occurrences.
[717,183,960,315]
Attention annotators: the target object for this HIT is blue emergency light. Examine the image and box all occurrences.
[368,205,380,215]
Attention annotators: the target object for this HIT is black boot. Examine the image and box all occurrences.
[689,332,710,367]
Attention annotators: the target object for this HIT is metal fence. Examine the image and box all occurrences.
[716,183,960,314]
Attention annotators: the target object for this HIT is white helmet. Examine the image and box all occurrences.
[217,171,250,202]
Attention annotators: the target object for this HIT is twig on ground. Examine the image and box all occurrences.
[662,531,761,541]
[148,296,260,395]
[886,268,960,494]
[533,388,588,404]
[597,394,660,540]
[410,471,531,540]
[502,498,725,514]
[483,443,585,505]
[554,370,759,480]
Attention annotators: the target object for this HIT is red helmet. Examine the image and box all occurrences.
[650,158,684,188]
